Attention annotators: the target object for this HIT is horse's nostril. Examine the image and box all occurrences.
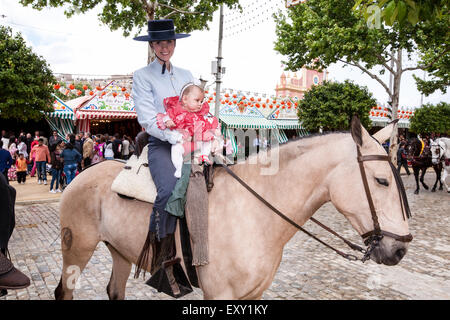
[395,248,406,260]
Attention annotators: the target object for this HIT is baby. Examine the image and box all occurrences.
[157,83,221,178]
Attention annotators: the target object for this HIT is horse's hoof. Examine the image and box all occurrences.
[423,185,429,190]
[414,190,419,195]
[431,189,436,192]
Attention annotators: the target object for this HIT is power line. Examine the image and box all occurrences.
[222,0,285,39]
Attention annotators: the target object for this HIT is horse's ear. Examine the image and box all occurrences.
[372,119,399,144]
[350,115,363,146]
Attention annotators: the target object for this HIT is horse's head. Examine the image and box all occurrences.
[430,139,443,165]
[406,138,421,158]
[328,117,412,266]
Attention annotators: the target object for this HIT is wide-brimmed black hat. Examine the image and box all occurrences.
[133,19,190,42]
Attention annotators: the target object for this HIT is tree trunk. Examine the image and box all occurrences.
[388,50,402,164]
[145,1,156,65]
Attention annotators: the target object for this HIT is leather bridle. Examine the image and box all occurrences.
[220,142,413,263]
[431,143,445,163]
[356,146,413,254]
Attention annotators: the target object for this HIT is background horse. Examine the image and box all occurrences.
[54,119,412,300]
[431,137,450,192]
[406,138,442,194]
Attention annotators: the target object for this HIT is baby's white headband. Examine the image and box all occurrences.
[179,82,198,101]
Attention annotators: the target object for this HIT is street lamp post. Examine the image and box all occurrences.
[213,5,224,119]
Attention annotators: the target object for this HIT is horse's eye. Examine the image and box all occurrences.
[375,178,389,187]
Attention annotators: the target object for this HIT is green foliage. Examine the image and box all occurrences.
[0,26,55,121]
[354,0,449,26]
[19,0,242,37]
[297,80,376,132]
[274,0,449,97]
[409,102,450,134]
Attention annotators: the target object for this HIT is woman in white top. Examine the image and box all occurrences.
[17,136,28,159]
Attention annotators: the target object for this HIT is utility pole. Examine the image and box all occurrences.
[214,5,224,119]
[420,70,425,106]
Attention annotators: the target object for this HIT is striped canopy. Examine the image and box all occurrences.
[76,110,137,120]
[219,114,277,129]
[45,95,76,120]
[268,119,305,129]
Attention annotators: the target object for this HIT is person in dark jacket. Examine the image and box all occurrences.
[0,172,30,297]
[49,142,63,193]
[0,140,13,183]
[49,130,62,148]
[112,133,123,159]
[397,141,410,175]
[61,141,82,185]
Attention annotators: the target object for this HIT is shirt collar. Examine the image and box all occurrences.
[150,59,174,75]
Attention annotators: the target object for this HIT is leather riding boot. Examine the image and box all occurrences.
[145,235,193,298]
[0,251,30,291]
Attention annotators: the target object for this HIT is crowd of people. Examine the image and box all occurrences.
[0,129,135,192]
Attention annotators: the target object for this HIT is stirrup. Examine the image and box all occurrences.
[145,257,193,298]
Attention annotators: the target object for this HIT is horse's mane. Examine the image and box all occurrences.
[408,138,423,157]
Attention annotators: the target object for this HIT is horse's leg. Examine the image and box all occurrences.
[54,227,99,300]
[413,167,420,194]
[432,166,439,192]
[442,168,450,193]
[439,164,444,190]
[105,243,132,300]
[420,167,429,190]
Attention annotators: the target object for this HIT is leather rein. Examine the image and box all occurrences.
[220,144,413,263]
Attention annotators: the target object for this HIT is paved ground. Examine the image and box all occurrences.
[10,174,62,205]
[1,171,449,300]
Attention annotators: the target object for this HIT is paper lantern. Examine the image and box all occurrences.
[89,91,94,96]
[83,85,88,90]
[76,90,82,96]
[96,86,102,91]
[69,84,75,90]
[54,84,61,90]
[112,92,117,97]
[121,87,126,92]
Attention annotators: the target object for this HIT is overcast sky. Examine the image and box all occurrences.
[1,0,448,108]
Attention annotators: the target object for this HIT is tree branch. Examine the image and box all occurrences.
[402,47,449,73]
[158,3,201,19]
[338,58,392,97]
[139,0,154,18]
[386,51,398,65]
[376,54,396,75]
